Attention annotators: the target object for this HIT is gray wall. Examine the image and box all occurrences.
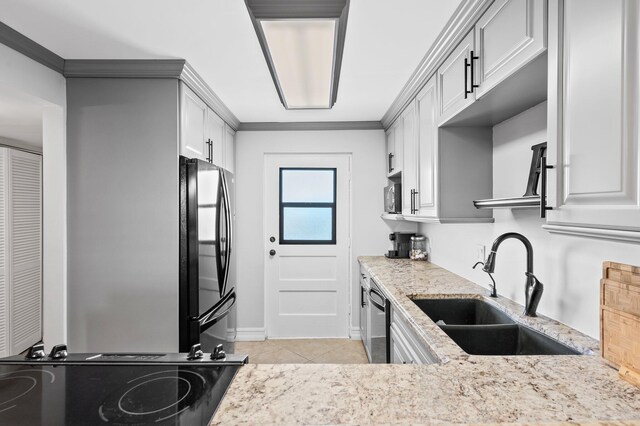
[234,129,397,340]
[67,78,180,352]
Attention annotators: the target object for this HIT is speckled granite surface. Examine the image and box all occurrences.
[211,257,640,425]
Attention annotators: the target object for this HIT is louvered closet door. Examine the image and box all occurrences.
[0,149,7,357]
[9,150,42,354]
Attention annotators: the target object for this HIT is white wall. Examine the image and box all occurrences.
[0,43,67,350]
[420,102,640,338]
[235,129,393,340]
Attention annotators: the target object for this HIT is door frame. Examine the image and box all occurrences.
[262,152,353,339]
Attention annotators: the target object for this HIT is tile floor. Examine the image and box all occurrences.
[234,339,369,364]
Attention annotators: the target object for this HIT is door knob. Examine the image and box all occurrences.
[269,249,276,256]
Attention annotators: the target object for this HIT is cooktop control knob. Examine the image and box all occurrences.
[49,344,68,359]
[187,343,204,360]
[211,344,226,360]
[26,342,46,359]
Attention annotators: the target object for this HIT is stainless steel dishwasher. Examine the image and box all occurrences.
[359,270,370,362]
[367,278,390,363]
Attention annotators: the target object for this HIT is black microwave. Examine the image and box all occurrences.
[383,183,401,213]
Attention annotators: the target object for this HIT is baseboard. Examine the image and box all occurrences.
[235,327,266,341]
[350,327,361,340]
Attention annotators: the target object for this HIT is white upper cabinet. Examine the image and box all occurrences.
[224,124,235,174]
[205,108,224,166]
[436,1,547,126]
[437,30,475,125]
[180,83,207,161]
[416,76,438,217]
[181,82,235,171]
[545,0,640,237]
[474,0,546,98]
[401,101,418,215]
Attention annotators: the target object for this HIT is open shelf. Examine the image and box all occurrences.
[473,196,540,209]
[381,213,494,224]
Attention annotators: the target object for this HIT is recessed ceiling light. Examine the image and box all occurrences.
[245,0,350,110]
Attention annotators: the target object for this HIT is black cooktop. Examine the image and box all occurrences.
[0,358,242,425]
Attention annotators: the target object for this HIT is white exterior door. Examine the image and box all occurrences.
[265,154,350,338]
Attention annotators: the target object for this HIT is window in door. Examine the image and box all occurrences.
[279,168,337,244]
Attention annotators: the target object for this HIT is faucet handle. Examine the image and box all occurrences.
[472,262,498,298]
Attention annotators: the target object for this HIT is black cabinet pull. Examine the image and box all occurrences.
[413,190,419,214]
[470,50,480,92]
[540,156,554,218]
[388,152,394,173]
[464,57,469,99]
[205,139,212,162]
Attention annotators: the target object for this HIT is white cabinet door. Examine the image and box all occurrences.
[385,128,395,176]
[474,0,546,98]
[8,150,42,355]
[416,76,438,217]
[224,124,235,173]
[394,122,404,176]
[546,0,640,234]
[205,108,224,166]
[390,324,413,364]
[437,30,475,124]
[387,120,403,177]
[180,84,207,161]
[401,101,417,215]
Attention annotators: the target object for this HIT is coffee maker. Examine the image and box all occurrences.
[385,232,415,259]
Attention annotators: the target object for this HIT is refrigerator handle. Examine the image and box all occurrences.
[220,171,232,295]
[214,172,224,296]
[198,289,236,332]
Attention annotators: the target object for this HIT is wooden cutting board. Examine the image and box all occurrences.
[601,261,640,387]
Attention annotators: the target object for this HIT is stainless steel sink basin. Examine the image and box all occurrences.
[411,298,515,325]
[439,324,581,356]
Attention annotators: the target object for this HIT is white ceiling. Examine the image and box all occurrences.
[0,0,462,123]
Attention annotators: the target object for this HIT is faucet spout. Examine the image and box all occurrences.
[482,232,542,316]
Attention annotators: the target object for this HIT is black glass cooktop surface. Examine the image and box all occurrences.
[0,363,238,425]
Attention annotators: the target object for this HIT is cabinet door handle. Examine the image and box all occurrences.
[540,156,554,218]
[209,139,214,163]
[464,57,469,99]
[205,139,212,162]
[470,50,480,92]
[410,189,414,214]
[388,153,394,173]
[412,190,419,214]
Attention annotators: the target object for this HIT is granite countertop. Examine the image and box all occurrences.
[211,257,640,425]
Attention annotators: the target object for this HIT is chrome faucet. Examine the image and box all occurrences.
[482,232,544,317]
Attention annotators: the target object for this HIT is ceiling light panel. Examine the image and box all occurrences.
[260,19,337,109]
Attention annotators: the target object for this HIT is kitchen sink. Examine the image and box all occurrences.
[439,324,581,356]
[411,298,515,325]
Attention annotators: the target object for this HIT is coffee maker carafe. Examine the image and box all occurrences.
[385,232,415,259]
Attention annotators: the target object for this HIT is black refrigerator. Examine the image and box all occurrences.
[179,156,236,353]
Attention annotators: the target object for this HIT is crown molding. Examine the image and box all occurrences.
[63,60,240,131]
[63,59,186,78]
[237,121,383,131]
[180,63,240,131]
[380,0,493,129]
[0,21,64,73]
